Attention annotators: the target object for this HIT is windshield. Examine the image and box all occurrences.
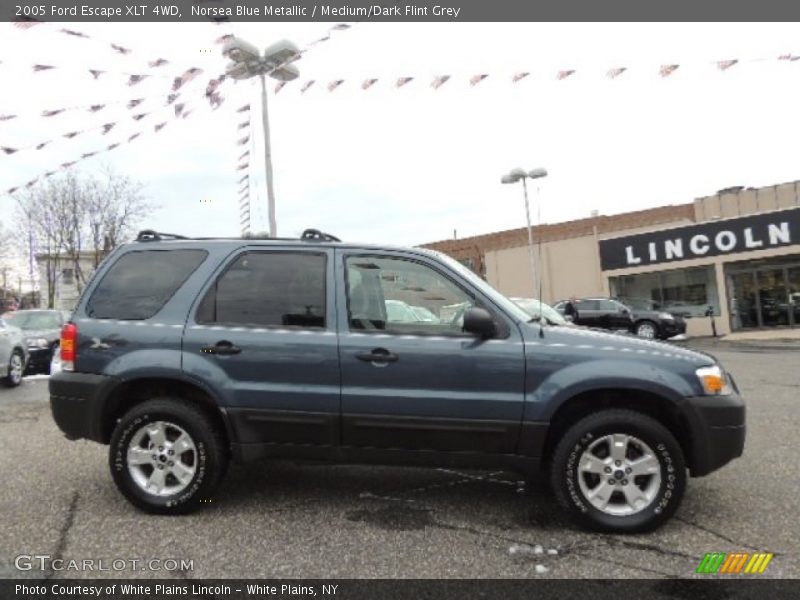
[511,298,569,325]
[426,251,532,323]
[3,311,62,330]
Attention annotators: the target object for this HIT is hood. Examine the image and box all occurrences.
[522,321,714,366]
[22,328,61,342]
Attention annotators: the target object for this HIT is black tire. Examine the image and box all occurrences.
[3,349,24,388]
[634,320,659,339]
[550,409,686,533]
[109,397,228,515]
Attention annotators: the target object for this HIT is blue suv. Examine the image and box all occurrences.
[49,229,745,533]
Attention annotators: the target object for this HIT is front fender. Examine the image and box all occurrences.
[524,359,695,422]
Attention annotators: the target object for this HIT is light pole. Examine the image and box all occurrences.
[223,37,300,238]
[501,167,548,297]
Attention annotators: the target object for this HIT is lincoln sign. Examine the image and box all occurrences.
[599,207,800,271]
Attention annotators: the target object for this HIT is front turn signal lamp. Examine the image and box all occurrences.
[696,365,732,396]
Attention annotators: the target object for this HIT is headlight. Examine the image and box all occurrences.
[26,337,49,349]
[696,365,732,396]
[659,312,674,320]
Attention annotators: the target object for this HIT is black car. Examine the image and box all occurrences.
[49,229,744,533]
[553,297,687,340]
[2,309,70,374]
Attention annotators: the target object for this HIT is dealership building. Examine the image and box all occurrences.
[423,181,800,337]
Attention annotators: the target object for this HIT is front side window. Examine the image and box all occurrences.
[86,249,208,320]
[197,252,326,329]
[345,255,478,336]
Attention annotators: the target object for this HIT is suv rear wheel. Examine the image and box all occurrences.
[550,409,686,533]
[109,397,228,514]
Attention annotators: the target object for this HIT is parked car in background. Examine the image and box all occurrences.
[0,317,29,387]
[553,297,686,340]
[2,309,70,374]
[510,297,574,327]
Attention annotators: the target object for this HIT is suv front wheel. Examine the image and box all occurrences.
[109,398,228,514]
[550,409,686,533]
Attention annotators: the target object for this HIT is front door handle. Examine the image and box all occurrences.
[355,348,399,364]
[201,340,242,356]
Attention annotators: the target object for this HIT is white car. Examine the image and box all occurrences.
[0,317,30,387]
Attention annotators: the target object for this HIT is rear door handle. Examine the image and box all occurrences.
[356,348,399,364]
[201,340,242,356]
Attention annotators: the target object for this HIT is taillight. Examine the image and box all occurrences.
[60,323,77,372]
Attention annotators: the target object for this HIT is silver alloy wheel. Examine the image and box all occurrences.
[636,322,657,339]
[577,433,662,516]
[127,421,197,497]
[8,353,23,385]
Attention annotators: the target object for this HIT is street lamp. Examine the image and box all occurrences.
[501,167,548,297]
[223,37,301,238]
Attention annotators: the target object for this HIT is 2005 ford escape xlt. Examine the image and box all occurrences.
[49,229,746,533]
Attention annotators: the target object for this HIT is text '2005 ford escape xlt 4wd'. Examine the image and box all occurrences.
[49,229,745,533]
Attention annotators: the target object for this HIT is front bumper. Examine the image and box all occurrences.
[25,347,52,373]
[49,371,119,443]
[680,392,745,477]
[660,319,687,337]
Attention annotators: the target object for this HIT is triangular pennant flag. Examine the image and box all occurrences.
[6,187,19,194]
[237,136,250,146]
[166,94,179,105]
[182,110,192,119]
[1,147,18,155]
[44,171,56,178]
[35,142,50,150]
[238,175,248,184]
[106,143,120,151]
[89,69,104,79]
[60,161,76,168]
[331,23,351,30]
[327,79,345,92]
[0,115,17,121]
[63,131,82,139]
[716,59,738,71]
[396,77,414,88]
[110,43,132,55]
[25,179,38,188]
[127,74,149,86]
[469,74,488,86]
[606,67,627,79]
[238,151,250,161]
[300,81,315,93]
[237,163,248,171]
[148,58,169,67]
[154,122,167,132]
[81,151,97,159]
[127,98,144,109]
[431,75,450,89]
[101,123,116,134]
[237,121,249,130]
[659,64,679,77]
[88,104,105,112]
[275,81,287,94]
[33,64,55,71]
[42,109,65,117]
[237,104,250,112]
[238,186,248,195]
[512,72,530,83]
[128,133,141,142]
[132,113,148,121]
[362,78,379,90]
[14,20,42,29]
[174,103,185,117]
[310,35,331,46]
[557,69,576,80]
[60,28,89,38]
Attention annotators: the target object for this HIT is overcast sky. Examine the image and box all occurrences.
[2,21,800,253]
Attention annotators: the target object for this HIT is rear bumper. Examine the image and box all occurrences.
[49,371,119,443]
[680,392,745,477]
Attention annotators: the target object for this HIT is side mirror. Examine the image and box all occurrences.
[463,307,497,339]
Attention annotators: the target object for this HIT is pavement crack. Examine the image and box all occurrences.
[569,550,678,577]
[605,538,701,561]
[675,517,764,552]
[45,490,79,580]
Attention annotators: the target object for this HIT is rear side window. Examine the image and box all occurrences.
[86,249,208,320]
[196,252,326,329]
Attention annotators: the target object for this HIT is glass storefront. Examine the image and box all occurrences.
[609,266,720,317]
[726,256,800,330]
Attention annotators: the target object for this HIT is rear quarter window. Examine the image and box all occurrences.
[85,249,208,320]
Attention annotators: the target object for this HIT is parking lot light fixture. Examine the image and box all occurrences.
[223,37,300,238]
[501,167,548,296]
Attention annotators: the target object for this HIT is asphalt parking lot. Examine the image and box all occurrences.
[1,344,798,580]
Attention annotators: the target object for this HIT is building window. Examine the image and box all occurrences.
[609,266,720,317]
[61,268,74,285]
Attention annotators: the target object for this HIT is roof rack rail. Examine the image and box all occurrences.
[301,228,341,242]
[136,230,189,242]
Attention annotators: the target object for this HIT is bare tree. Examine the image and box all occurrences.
[14,166,154,308]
